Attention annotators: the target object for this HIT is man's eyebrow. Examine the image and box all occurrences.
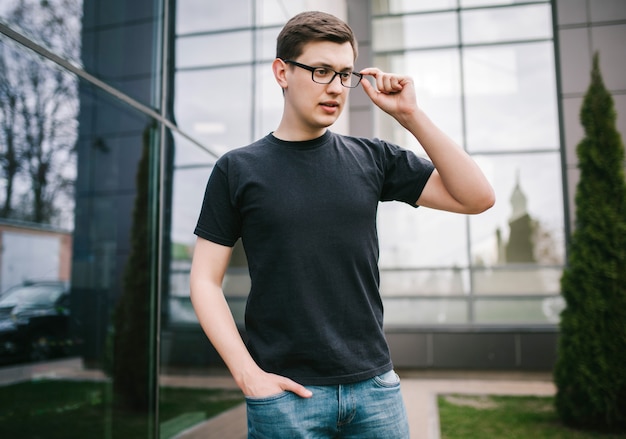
[315,62,354,71]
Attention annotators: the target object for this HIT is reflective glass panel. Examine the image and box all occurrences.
[378,204,468,268]
[461,0,545,7]
[257,26,281,61]
[255,0,309,26]
[176,31,253,69]
[461,3,552,44]
[373,50,463,152]
[0,0,81,66]
[373,0,457,14]
[255,61,284,138]
[463,42,559,152]
[474,297,565,324]
[160,129,245,436]
[175,66,253,156]
[473,266,563,295]
[176,0,252,34]
[384,298,469,325]
[380,268,471,296]
[469,153,565,270]
[0,29,160,437]
[373,12,458,51]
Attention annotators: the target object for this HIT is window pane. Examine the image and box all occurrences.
[177,31,252,69]
[258,27,281,61]
[374,50,463,152]
[175,66,253,155]
[461,0,545,7]
[373,12,458,51]
[256,0,307,26]
[462,4,552,44]
[384,298,469,325]
[473,267,562,295]
[374,0,457,14]
[474,297,564,324]
[255,62,283,138]
[378,204,468,268]
[176,0,252,34]
[463,42,559,151]
[381,268,471,296]
[469,153,565,269]
[0,0,81,64]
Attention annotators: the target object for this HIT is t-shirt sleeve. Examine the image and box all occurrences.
[194,159,242,247]
[379,141,435,206]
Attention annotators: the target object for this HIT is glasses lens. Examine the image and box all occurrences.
[345,73,361,88]
[310,68,360,88]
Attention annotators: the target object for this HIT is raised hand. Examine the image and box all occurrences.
[359,67,419,127]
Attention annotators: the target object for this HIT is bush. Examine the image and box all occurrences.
[554,53,626,431]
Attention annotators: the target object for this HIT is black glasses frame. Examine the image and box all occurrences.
[282,59,363,88]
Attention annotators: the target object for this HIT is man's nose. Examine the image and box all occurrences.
[327,73,344,92]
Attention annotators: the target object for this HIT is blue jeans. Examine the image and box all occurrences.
[245,370,409,438]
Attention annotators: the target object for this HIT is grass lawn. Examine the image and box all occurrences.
[438,394,626,439]
[0,379,244,439]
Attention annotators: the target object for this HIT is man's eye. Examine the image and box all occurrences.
[314,68,331,77]
[340,72,351,79]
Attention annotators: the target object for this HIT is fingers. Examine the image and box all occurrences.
[359,68,406,94]
[281,378,313,398]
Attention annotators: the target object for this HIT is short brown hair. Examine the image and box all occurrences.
[276,11,358,61]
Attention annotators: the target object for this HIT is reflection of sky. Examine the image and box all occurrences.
[464,42,559,151]
[170,131,215,244]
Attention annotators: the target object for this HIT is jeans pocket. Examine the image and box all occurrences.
[373,370,401,388]
[245,391,290,404]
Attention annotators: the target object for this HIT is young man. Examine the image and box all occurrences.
[191,11,494,439]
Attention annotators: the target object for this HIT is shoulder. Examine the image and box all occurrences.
[329,132,382,155]
[331,132,407,163]
[332,132,401,153]
[215,136,274,170]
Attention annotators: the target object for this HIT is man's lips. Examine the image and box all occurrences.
[320,101,340,111]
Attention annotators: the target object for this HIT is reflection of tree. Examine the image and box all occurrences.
[0,0,80,226]
[109,122,155,415]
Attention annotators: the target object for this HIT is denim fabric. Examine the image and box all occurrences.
[245,370,409,438]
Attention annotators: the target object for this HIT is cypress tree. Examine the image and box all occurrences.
[554,53,626,431]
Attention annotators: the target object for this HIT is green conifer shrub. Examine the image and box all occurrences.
[554,53,626,432]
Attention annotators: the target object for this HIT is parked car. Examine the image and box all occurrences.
[0,281,72,364]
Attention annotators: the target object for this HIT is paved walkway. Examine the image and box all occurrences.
[173,370,556,439]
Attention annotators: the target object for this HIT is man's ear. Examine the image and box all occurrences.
[272,58,288,89]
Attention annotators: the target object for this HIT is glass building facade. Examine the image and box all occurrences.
[1,0,625,437]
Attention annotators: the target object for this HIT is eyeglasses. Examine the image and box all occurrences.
[282,59,363,88]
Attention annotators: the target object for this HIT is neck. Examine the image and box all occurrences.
[272,125,327,142]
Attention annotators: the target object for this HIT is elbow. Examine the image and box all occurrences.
[467,188,496,214]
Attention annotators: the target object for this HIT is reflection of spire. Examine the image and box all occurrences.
[506,170,535,263]
[510,169,528,221]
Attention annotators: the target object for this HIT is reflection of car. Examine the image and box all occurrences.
[0,281,72,364]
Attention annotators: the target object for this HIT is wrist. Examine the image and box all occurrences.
[397,107,425,132]
[232,361,263,391]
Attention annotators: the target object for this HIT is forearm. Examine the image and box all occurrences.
[190,279,260,388]
[189,238,312,398]
[402,108,495,213]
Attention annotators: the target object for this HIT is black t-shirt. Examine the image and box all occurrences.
[194,130,434,385]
